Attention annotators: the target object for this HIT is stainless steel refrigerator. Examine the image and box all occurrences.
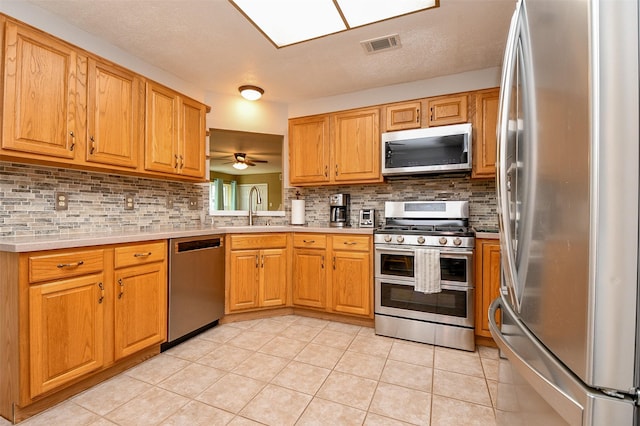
[489,0,639,424]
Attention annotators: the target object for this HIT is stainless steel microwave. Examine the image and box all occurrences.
[381,123,472,176]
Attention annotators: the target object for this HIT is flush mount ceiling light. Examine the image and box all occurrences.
[229,0,439,48]
[239,85,264,100]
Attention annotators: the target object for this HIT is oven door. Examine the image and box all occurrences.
[375,278,475,327]
[375,246,474,287]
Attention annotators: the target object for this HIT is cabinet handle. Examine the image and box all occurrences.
[255,255,259,268]
[343,241,357,246]
[324,165,328,177]
[89,136,95,154]
[333,256,336,270]
[430,107,434,121]
[416,109,420,123]
[98,282,104,304]
[118,278,124,299]
[302,239,315,243]
[175,154,179,168]
[321,255,324,269]
[69,131,75,151]
[335,164,338,176]
[180,155,184,169]
[134,252,152,257]
[57,260,84,268]
[261,255,265,268]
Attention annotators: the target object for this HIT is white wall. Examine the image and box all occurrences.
[288,67,501,118]
[0,1,205,102]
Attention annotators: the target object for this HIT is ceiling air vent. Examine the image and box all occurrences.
[360,34,401,54]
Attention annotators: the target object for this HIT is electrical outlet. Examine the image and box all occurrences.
[166,196,174,209]
[54,192,68,211]
[124,194,135,210]
[188,197,198,210]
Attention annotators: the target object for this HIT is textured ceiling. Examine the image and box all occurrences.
[23,0,514,104]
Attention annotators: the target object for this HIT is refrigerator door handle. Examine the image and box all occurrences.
[496,0,522,311]
[489,297,584,425]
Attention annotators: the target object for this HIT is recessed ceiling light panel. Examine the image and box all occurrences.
[231,0,346,47]
[337,0,437,27]
[230,0,438,48]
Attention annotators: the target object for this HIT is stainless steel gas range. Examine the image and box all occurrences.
[374,200,475,351]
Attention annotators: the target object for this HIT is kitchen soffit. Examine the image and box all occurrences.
[229,0,439,47]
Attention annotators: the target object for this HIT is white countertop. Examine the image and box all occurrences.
[0,225,374,252]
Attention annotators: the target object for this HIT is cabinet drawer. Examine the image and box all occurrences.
[293,234,327,249]
[230,233,287,250]
[29,249,105,283]
[332,235,370,252]
[114,241,166,269]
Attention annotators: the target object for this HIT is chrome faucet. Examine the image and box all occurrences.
[248,186,262,226]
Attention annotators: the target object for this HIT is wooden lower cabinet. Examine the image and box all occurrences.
[475,238,502,339]
[226,234,289,313]
[0,241,167,422]
[291,233,373,318]
[28,273,105,398]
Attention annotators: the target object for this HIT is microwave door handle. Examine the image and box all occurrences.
[496,1,522,312]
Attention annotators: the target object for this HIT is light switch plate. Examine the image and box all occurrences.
[55,192,68,211]
[188,197,198,210]
[124,194,135,210]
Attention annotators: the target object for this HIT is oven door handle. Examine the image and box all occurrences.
[375,247,474,257]
[380,279,473,292]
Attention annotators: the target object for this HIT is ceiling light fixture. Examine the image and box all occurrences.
[229,0,438,48]
[232,161,249,170]
[239,85,264,101]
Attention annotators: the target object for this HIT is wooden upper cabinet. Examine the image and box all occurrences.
[289,115,331,185]
[2,21,84,159]
[144,81,206,179]
[179,96,207,178]
[473,88,500,178]
[145,81,180,175]
[86,58,143,169]
[426,94,468,127]
[332,107,381,183]
[385,101,421,131]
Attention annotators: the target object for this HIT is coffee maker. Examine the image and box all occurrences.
[329,193,350,227]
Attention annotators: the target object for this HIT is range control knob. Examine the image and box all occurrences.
[384,235,392,243]
[438,237,448,245]
[417,236,426,244]
[396,236,405,243]
[453,237,462,246]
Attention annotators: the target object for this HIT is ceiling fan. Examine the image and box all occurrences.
[226,152,268,170]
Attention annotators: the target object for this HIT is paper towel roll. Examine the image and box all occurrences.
[291,199,305,225]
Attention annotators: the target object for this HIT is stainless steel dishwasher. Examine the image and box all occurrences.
[162,234,225,350]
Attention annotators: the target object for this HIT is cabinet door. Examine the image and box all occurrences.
[426,94,468,127]
[292,248,326,309]
[475,240,502,338]
[288,115,330,185]
[228,249,260,311]
[473,89,500,178]
[86,58,142,169]
[179,97,206,178]
[29,274,104,397]
[385,101,421,131]
[331,251,371,316]
[145,81,179,174]
[3,21,82,159]
[260,249,288,307]
[332,107,381,183]
[114,262,167,360]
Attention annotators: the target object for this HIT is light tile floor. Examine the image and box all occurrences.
[3,315,499,426]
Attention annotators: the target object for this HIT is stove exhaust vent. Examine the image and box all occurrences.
[360,34,401,54]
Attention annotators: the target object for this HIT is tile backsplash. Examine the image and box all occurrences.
[0,162,497,237]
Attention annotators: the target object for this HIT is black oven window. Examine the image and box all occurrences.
[381,282,467,318]
[380,253,414,278]
[440,257,467,282]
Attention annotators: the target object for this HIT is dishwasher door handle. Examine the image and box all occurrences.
[174,237,223,253]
